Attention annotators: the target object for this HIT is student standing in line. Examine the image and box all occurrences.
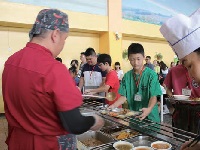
[114,61,124,82]
[78,48,106,103]
[109,43,162,122]
[85,54,121,106]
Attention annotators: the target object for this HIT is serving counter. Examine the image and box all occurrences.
[167,98,200,134]
[77,100,198,150]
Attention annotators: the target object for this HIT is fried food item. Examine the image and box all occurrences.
[115,130,138,140]
[152,143,170,149]
[117,115,126,119]
[189,97,200,101]
[109,111,119,117]
[116,131,130,140]
[125,111,140,117]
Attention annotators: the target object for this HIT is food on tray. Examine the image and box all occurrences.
[109,111,119,117]
[100,110,107,114]
[114,130,139,140]
[134,146,153,150]
[101,126,124,134]
[115,144,133,150]
[152,143,170,149]
[189,97,200,101]
[113,141,134,150]
[81,138,103,147]
[117,115,126,119]
[125,111,140,117]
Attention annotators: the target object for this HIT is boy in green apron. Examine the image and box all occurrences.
[109,43,162,123]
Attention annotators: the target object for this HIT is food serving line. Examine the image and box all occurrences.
[77,100,198,150]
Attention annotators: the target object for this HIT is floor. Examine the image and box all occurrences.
[0,114,8,150]
[0,113,172,150]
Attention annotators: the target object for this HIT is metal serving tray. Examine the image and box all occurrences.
[104,119,116,127]
[77,131,114,150]
[127,135,157,147]
[101,125,126,135]
[91,135,155,150]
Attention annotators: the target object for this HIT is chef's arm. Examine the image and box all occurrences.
[58,107,95,134]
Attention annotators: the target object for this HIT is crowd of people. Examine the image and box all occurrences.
[2,7,200,150]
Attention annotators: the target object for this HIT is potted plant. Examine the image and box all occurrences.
[154,53,163,60]
[122,49,128,59]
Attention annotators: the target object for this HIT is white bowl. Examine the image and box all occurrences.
[133,146,154,150]
[173,95,190,100]
[151,141,172,150]
[113,141,134,150]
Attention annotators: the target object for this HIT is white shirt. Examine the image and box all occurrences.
[116,69,124,80]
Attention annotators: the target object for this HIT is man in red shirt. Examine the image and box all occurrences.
[2,9,104,150]
[164,64,200,98]
[164,64,200,133]
[84,54,121,106]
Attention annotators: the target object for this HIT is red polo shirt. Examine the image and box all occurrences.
[2,42,82,150]
[164,65,200,98]
[105,70,121,105]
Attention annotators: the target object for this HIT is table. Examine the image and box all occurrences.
[167,98,200,134]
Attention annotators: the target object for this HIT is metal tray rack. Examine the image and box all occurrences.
[81,100,198,150]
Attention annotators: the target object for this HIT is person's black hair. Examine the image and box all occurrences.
[128,43,144,57]
[115,62,120,66]
[70,59,78,66]
[97,54,112,66]
[115,62,121,69]
[160,61,168,70]
[84,47,96,56]
[69,66,77,74]
[194,47,200,55]
[146,56,151,59]
[80,52,85,55]
[55,57,62,63]
[159,77,164,85]
[176,61,179,66]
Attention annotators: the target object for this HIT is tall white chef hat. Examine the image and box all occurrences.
[160,8,200,59]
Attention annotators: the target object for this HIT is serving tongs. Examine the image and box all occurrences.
[82,92,116,101]
[187,134,200,147]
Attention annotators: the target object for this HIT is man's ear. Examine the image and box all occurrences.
[51,29,60,43]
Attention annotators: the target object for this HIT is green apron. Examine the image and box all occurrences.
[119,67,161,123]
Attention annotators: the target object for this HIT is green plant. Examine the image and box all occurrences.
[122,49,128,59]
[154,53,163,60]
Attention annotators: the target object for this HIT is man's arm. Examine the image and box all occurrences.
[78,77,84,91]
[85,84,110,95]
[58,107,104,134]
[181,141,200,150]
[166,87,173,97]
[137,96,157,120]
[108,96,127,109]
[100,77,106,87]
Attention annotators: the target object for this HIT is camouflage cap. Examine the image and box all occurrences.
[29,9,69,39]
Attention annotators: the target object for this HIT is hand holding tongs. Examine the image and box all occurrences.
[187,134,200,147]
